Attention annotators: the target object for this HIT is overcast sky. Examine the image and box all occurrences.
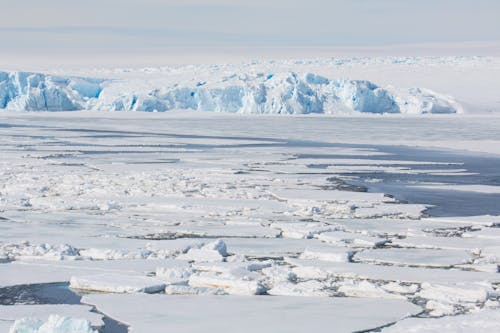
[1,0,499,50]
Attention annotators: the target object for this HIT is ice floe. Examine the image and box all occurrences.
[83,293,421,333]
[69,274,165,293]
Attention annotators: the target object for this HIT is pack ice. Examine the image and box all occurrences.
[0,71,462,114]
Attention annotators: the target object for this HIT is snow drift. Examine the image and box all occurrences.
[0,71,463,114]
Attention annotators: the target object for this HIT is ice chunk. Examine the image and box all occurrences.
[353,248,473,268]
[155,261,193,284]
[299,247,352,262]
[317,231,390,248]
[8,318,43,333]
[9,315,97,333]
[381,282,419,295]
[0,242,79,261]
[178,239,228,262]
[417,282,490,304]
[268,280,331,297]
[164,284,225,295]
[70,273,165,293]
[188,269,267,295]
[270,222,340,239]
[338,280,405,299]
[192,260,273,274]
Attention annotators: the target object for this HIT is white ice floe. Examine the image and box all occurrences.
[317,231,390,248]
[353,248,473,268]
[417,282,490,305]
[270,222,342,239]
[299,246,352,262]
[83,293,421,333]
[382,309,500,332]
[69,273,165,293]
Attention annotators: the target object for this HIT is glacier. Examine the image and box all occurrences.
[0,70,462,114]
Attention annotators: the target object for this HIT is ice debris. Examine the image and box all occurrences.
[0,242,79,261]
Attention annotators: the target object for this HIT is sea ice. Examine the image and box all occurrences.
[83,293,421,333]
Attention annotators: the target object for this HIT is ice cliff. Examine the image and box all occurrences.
[0,71,463,114]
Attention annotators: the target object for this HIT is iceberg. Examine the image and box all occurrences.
[0,70,462,114]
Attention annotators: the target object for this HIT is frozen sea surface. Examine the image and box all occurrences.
[0,113,499,332]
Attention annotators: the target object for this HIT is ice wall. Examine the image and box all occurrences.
[0,71,462,114]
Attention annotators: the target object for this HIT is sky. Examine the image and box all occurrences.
[1,0,499,52]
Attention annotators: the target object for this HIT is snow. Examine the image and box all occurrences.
[0,70,462,114]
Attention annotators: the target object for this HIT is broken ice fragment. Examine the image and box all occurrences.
[70,274,165,293]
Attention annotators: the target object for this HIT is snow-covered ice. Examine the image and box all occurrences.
[82,293,421,333]
[382,309,500,332]
[69,274,166,294]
